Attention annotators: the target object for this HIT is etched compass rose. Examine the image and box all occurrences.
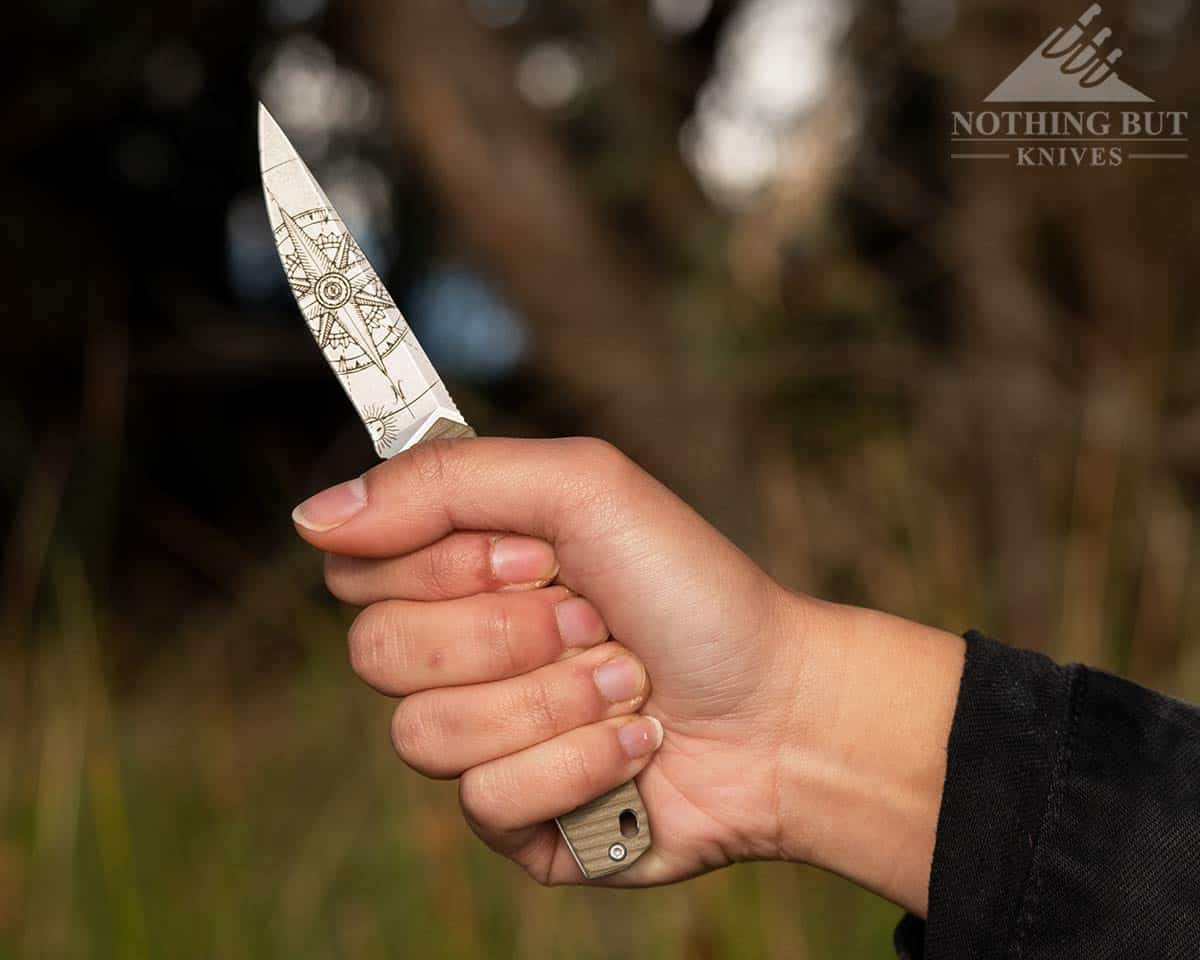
[268,193,409,383]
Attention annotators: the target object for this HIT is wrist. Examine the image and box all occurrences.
[768,593,965,916]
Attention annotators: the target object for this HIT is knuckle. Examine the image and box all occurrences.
[517,677,561,737]
[409,440,457,490]
[346,607,383,679]
[347,604,407,686]
[551,740,594,794]
[558,438,637,515]
[458,768,485,819]
[568,437,631,480]
[390,695,449,773]
[420,538,474,598]
[421,549,453,597]
[481,600,520,676]
[459,765,512,830]
[323,553,358,602]
[389,702,417,761]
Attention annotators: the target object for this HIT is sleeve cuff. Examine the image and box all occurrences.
[894,631,1079,959]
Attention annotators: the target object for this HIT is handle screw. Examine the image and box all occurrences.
[608,843,627,862]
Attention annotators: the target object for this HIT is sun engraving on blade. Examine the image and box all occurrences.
[269,193,409,383]
[361,404,403,449]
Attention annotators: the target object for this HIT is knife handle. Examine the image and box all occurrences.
[555,779,650,878]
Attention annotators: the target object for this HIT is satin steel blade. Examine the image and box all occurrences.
[258,103,473,458]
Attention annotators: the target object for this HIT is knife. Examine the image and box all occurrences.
[258,103,650,878]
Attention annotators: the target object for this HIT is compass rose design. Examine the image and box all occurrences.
[269,194,409,383]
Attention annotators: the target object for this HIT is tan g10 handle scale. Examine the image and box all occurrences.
[556,780,651,878]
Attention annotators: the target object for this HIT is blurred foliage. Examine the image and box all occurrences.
[7,558,900,956]
[3,0,1200,955]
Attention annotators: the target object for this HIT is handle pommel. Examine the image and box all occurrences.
[556,780,650,878]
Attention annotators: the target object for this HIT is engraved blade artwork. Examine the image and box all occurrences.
[257,103,474,458]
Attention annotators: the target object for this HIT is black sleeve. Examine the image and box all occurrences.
[893,631,1200,960]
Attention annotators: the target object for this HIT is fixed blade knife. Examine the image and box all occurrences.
[258,103,650,878]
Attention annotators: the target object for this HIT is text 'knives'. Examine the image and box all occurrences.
[258,102,650,877]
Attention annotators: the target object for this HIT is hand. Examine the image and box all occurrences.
[292,438,964,913]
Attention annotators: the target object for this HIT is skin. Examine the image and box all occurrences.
[293,438,965,917]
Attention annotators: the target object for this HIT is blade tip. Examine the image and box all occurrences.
[258,101,303,187]
[257,101,289,160]
[257,101,274,140]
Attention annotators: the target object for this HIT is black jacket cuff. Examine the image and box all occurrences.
[895,631,1077,959]
[895,631,1200,958]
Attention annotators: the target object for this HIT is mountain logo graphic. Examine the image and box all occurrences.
[985,4,1152,103]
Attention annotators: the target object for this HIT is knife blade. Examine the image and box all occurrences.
[258,102,650,878]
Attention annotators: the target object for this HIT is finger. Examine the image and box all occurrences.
[390,643,649,778]
[348,587,609,696]
[291,437,643,559]
[325,533,559,604]
[458,714,663,866]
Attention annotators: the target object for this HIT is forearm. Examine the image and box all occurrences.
[771,594,965,916]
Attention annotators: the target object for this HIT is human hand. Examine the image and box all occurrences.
[293,438,963,912]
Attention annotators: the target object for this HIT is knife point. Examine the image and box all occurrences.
[256,102,290,164]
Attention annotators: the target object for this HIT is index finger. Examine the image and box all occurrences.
[291,437,631,559]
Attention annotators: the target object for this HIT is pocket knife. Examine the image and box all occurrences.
[258,103,650,878]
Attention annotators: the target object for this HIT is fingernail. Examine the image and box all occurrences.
[491,536,558,587]
[555,596,609,649]
[292,477,367,531]
[618,716,663,760]
[593,655,644,703]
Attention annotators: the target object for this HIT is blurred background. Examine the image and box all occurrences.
[3,0,1198,955]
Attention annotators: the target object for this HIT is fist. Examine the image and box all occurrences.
[293,438,804,885]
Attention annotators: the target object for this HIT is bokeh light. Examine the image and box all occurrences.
[257,34,379,158]
[410,265,528,382]
[683,0,851,207]
[516,41,585,111]
[650,0,713,35]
